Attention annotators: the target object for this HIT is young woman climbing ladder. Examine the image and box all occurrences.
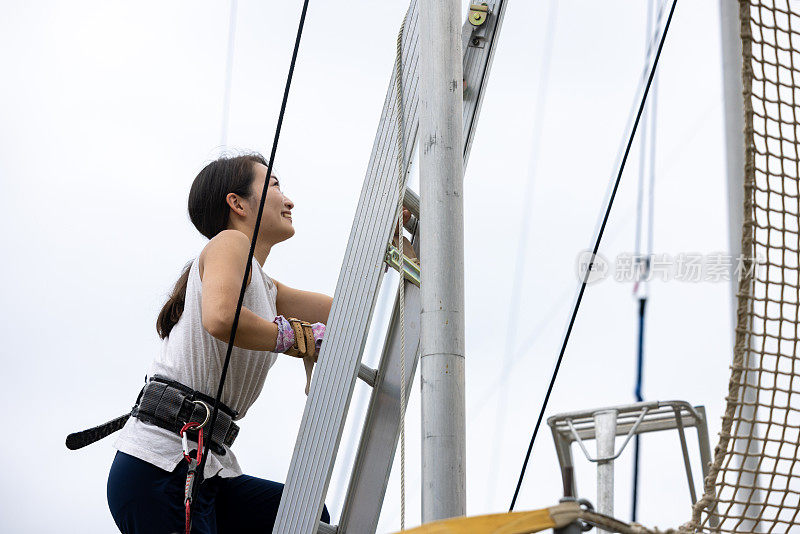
[106,154,332,533]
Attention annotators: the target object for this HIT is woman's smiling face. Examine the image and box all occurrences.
[248,162,295,244]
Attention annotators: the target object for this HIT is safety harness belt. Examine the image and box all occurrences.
[65,375,239,455]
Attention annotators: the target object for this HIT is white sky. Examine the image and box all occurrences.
[0,1,736,532]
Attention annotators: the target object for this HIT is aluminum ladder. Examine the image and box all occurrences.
[272,2,507,533]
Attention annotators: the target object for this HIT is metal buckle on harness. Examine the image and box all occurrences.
[181,400,210,459]
[190,399,211,429]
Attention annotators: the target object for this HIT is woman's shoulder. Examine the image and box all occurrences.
[198,230,254,285]
[201,229,251,257]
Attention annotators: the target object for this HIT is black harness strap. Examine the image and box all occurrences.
[66,413,131,451]
[65,375,239,455]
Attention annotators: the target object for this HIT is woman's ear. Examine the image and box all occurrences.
[226,193,247,217]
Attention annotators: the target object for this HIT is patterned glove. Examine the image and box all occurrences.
[273,315,325,361]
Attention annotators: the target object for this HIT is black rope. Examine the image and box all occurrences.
[508,0,678,512]
[191,0,310,514]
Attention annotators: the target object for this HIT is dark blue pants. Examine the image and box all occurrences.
[107,452,330,534]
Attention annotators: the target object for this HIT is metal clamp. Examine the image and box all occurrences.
[385,244,420,287]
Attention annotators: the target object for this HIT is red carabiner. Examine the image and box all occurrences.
[180,420,205,534]
[180,421,204,464]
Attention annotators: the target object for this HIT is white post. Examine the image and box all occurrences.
[419,0,466,523]
[720,0,745,320]
[720,1,763,530]
[594,410,617,533]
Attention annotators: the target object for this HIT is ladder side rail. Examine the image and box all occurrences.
[338,282,421,532]
[280,71,416,532]
[277,76,413,532]
[273,3,422,532]
[291,75,402,499]
[293,0,421,472]
[298,0,420,473]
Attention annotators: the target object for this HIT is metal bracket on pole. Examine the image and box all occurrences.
[467,4,491,48]
[385,245,420,286]
[469,3,490,27]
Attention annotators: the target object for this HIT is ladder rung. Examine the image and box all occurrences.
[403,186,419,219]
[358,363,378,387]
[317,521,338,534]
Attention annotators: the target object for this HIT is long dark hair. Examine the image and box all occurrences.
[156,153,267,339]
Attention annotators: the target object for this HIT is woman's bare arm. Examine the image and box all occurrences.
[199,229,279,351]
[273,279,333,325]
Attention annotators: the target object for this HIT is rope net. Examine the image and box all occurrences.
[688,1,800,531]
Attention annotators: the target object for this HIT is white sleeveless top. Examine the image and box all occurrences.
[114,255,279,479]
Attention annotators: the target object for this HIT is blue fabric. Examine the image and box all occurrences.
[107,452,330,534]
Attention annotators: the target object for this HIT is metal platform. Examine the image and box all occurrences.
[548,400,713,528]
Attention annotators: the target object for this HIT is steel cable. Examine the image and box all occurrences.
[508,0,679,512]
